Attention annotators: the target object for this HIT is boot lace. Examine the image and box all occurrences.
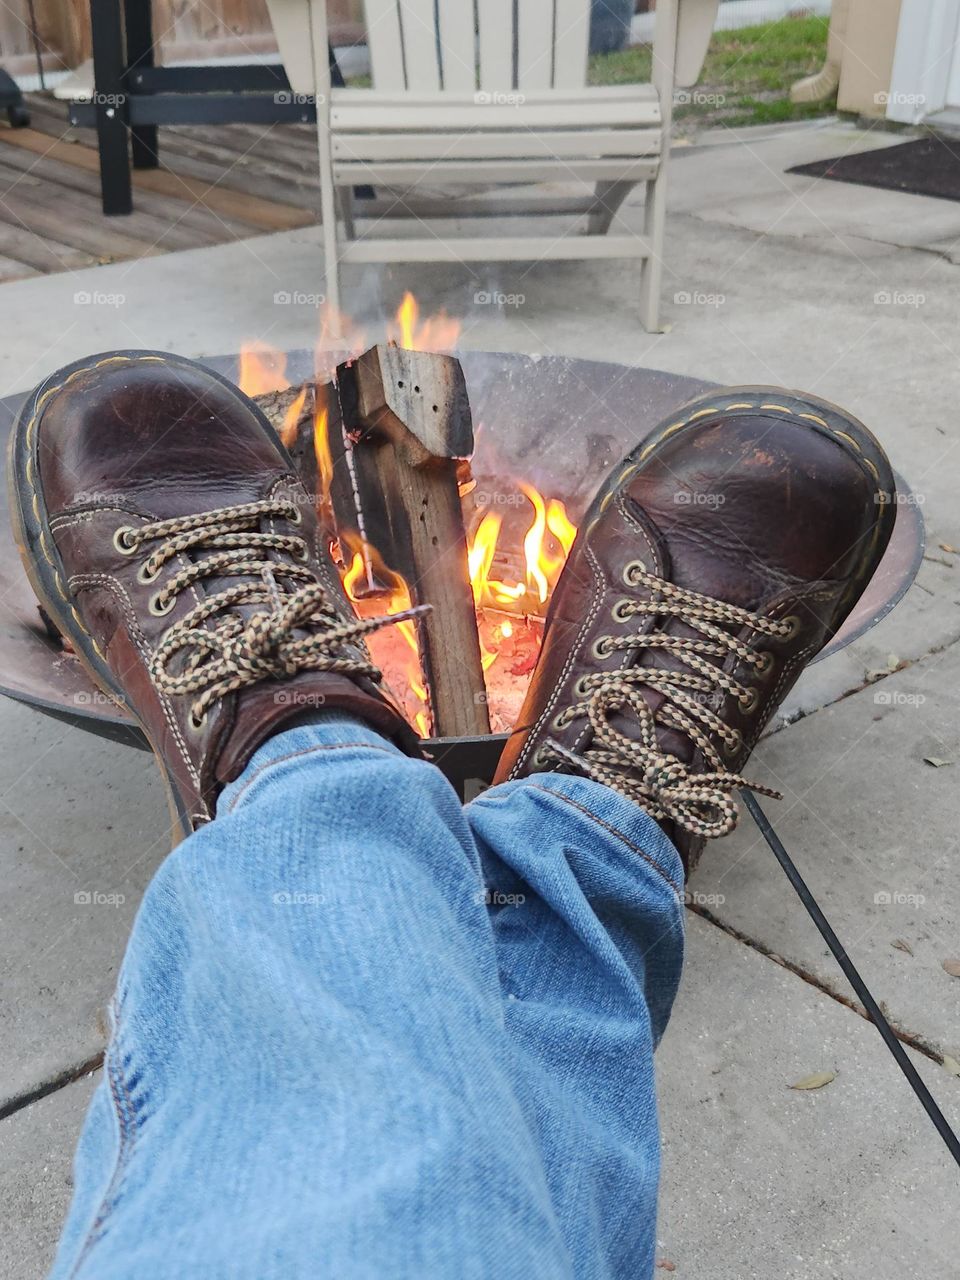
[543,562,793,838]
[112,499,423,727]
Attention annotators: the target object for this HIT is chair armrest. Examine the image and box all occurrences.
[675,0,720,88]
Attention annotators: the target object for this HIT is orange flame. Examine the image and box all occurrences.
[389,291,461,353]
[279,387,307,449]
[238,342,290,396]
[314,403,334,510]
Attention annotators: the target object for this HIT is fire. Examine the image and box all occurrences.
[466,489,577,613]
[238,342,290,396]
[314,403,334,511]
[238,293,577,734]
[279,387,307,449]
[389,291,461,353]
[339,535,431,736]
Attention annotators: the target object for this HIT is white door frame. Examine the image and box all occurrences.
[887,0,960,121]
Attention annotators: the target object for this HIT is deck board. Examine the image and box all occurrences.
[0,95,321,277]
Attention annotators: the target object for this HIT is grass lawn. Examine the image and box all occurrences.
[589,15,834,130]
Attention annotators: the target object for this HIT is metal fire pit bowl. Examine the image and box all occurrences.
[0,351,924,797]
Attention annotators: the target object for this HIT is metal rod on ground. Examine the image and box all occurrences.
[743,789,960,1168]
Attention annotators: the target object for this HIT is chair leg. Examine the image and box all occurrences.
[638,168,668,333]
[587,180,634,235]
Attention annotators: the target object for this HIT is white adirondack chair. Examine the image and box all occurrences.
[265,0,719,330]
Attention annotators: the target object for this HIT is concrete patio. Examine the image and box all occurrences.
[1,117,958,1276]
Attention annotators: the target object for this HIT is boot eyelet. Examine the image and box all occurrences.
[149,593,175,617]
[188,709,207,733]
[113,526,138,555]
[780,614,802,640]
[740,688,759,714]
[755,651,774,675]
[293,543,310,562]
[611,599,633,623]
[137,561,160,585]
[573,675,592,698]
[532,745,550,768]
[723,729,743,757]
[288,505,303,526]
[622,560,645,586]
[592,636,614,659]
[551,707,575,731]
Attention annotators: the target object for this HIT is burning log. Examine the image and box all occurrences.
[251,344,575,739]
[332,345,490,739]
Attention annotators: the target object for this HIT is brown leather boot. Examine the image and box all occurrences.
[9,350,419,843]
[494,386,896,874]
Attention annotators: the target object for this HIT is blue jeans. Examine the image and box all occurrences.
[51,716,685,1280]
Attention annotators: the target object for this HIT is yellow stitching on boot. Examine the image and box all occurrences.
[687,408,720,421]
[759,402,791,413]
[723,402,755,410]
[832,429,862,452]
[798,412,830,428]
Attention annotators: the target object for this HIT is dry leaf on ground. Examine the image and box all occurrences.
[789,1071,836,1090]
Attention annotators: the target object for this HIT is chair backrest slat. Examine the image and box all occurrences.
[552,0,592,89]
[517,0,555,91]
[437,0,478,90]
[363,0,591,94]
[365,0,407,91]
[478,0,514,90]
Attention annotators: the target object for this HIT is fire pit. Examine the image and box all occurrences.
[0,347,924,797]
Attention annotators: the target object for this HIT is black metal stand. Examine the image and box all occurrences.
[77,0,314,216]
[0,68,30,129]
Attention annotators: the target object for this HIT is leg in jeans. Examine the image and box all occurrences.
[51,716,684,1280]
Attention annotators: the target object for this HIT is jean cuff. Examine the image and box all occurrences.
[217,713,402,816]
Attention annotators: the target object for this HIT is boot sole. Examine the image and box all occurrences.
[7,349,294,847]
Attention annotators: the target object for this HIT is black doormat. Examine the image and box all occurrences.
[788,136,960,202]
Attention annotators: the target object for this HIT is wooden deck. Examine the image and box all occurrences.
[0,94,322,281]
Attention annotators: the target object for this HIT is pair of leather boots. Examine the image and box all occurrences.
[9,352,895,873]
